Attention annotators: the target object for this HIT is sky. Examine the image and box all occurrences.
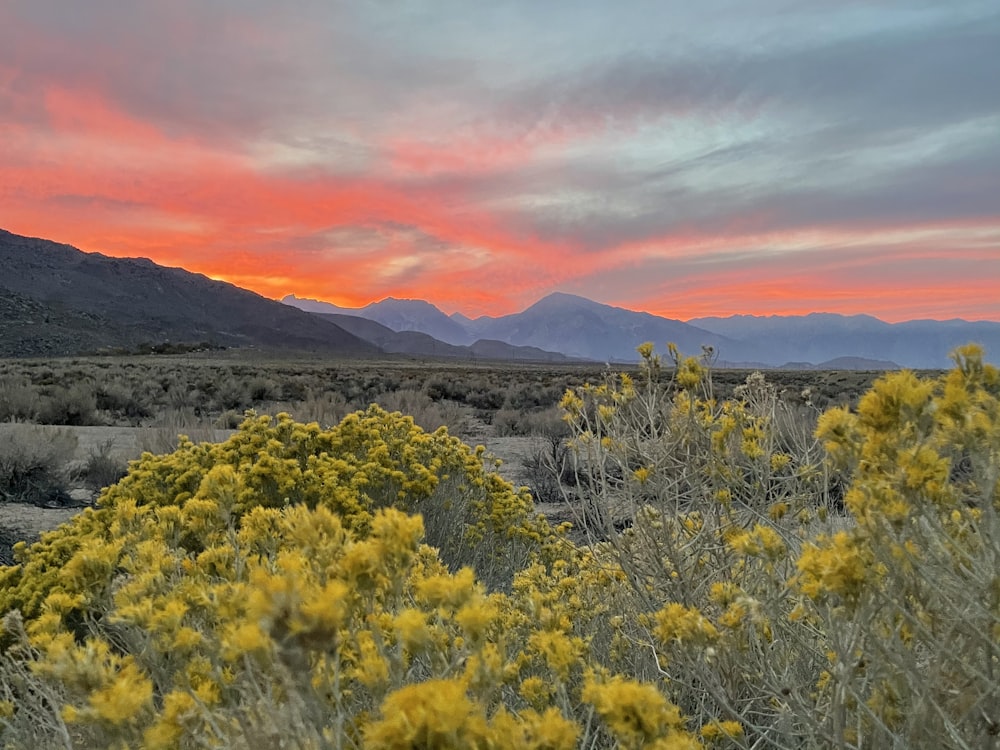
[2,1,999,322]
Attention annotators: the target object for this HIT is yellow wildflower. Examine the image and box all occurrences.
[88,660,152,724]
[394,608,432,652]
[701,720,745,741]
[654,603,718,646]
[365,679,487,749]
[583,674,691,745]
[519,676,553,709]
[416,567,476,610]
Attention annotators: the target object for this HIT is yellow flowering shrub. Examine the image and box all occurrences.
[0,407,545,631]
[559,346,832,743]
[1,347,995,749]
[583,674,698,750]
[559,344,1000,748]
[0,407,700,749]
[798,345,1000,746]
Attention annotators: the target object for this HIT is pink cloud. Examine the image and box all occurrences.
[2,2,998,322]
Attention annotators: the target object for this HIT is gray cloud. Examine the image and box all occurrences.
[433,8,1000,249]
[2,0,997,318]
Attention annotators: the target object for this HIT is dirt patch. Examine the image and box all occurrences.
[0,423,235,467]
[464,426,579,526]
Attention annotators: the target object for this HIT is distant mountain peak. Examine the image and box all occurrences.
[284,293,473,346]
[540,291,594,303]
[367,297,443,312]
[527,291,608,312]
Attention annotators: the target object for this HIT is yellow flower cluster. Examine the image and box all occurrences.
[794,531,869,604]
[583,674,699,749]
[699,720,744,743]
[652,603,719,647]
[727,524,786,561]
[801,345,1000,742]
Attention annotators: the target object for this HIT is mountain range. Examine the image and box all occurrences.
[686,313,1000,370]
[0,229,568,362]
[2,227,997,369]
[284,294,1000,370]
[317,313,573,362]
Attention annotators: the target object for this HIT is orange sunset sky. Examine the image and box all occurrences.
[2,1,999,322]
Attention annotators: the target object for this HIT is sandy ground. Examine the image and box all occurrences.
[0,423,236,467]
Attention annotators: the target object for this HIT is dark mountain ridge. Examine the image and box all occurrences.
[318,313,573,362]
[283,294,473,346]
[287,292,743,364]
[0,229,376,357]
[7,228,995,369]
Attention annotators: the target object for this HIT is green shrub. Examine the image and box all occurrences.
[373,388,469,434]
[0,377,40,422]
[286,389,352,427]
[94,380,153,424]
[425,376,471,403]
[213,378,249,411]
[466,387,506,411]
[0,425,77,505]
[246,376,279,403]
[139,408,221,455]
[81,439,128,492]
[503,383,564,411]
[37,384,99,426]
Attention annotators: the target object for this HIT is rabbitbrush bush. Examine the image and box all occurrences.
[555,344,999,749]
[1,351,998,750]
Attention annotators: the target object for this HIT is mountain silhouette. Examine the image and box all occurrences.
[0,229,376,357]
[7,228,996,369]
[283,295,473,345]
[288,291,1000,368]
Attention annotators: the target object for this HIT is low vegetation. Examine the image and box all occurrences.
[0,354,887,510]
[0,426,77,506]
[0,355,886,432]
[0,347,993,748]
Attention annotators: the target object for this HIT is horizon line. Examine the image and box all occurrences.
[279,292,1000,326]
